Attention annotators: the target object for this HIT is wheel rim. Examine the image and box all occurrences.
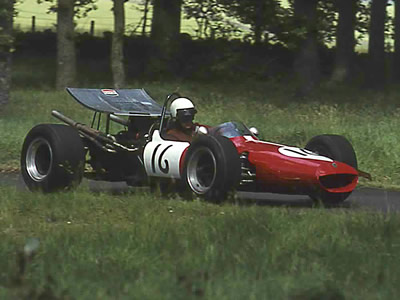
[26,137,53,182]
[187,146,217,194]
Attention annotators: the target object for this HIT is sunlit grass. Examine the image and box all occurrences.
[14,0,198,36]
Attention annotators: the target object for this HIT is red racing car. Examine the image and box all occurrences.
[20,89,370,204]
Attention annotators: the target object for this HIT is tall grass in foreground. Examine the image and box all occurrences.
[0,186,399,299]
[1,81,400,188]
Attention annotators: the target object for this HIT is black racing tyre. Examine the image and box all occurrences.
[305,134,357,169]
[21,124,85,192]
[305,134,357,204]
[182,135,241,202]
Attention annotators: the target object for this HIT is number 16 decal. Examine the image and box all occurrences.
[144,140,189,178]
[151,144,173,174]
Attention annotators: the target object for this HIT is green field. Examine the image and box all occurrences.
[14,0,197,36]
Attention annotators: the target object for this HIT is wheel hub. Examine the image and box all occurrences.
[186,147,217,194]
[26,138,53,182]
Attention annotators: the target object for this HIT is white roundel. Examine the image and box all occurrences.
[278,146,333,162]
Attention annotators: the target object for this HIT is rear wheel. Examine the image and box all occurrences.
[305,134,357,204]
[183,135,241,202]
[21,124,85,192]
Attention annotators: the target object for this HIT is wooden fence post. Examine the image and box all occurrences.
[90,20,95,36]
[32,16,36,32]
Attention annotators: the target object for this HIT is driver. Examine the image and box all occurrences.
[164,97,203,142]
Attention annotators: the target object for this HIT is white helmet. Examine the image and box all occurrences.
[170,97,196,118]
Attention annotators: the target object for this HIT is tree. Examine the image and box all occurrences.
[112,0,125,88]
[150,0,182,74]
[368,0,388,87]
[183,0,232,39]
[39,0,97,89]
[151,0,182,42]
[331,0,357,83]
[0,0,13,108]
[129,0,150,36]
[142,0,150,36]
[218,0,282,44]
[292,0,320,96]
[394,0,400,81]
[56,0,76,89]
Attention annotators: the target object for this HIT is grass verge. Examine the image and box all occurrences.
[0,185,400,299]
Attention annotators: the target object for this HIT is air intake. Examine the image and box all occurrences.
[319,174,357,189]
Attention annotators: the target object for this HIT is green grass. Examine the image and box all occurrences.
[1,81,400,188]
[2,80,400,298]
[15,0,145,34]
[0,186,400,299]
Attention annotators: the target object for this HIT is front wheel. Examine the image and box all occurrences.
[182,135,241,202]
[21,124,85,192]
[305,134,357,204]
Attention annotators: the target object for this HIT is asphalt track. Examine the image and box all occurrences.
[1,173,399,213]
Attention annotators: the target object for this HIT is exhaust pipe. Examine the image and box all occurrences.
[52,110,112,143]
[51,110,137,152]
[109,114,129,126]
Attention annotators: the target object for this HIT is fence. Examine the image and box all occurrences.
[14,10,196,37]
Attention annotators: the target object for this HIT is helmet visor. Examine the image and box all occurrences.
[177,108,196,123]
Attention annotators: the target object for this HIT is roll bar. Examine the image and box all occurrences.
[159,92,181,133]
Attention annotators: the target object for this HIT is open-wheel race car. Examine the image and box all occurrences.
[21,88,371,204]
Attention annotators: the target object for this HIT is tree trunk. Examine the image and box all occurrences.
[0,0,13,109]
[368,0,388,88]
[142,0,150,36]
[56,0,76,90]
[112,0,125,88]
[394,0,400,81]
[150,0,182,74]
[293,0,320,96]
[332,0,357,83]
[151,0,182,42]
[254,1,265,45]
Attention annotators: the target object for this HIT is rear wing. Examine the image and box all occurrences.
[67,88,165,117]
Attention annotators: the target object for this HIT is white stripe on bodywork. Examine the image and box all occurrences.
[243,135,284,147]
[244,135,333,162]
[278,146,333,162]
[143,130,190,178]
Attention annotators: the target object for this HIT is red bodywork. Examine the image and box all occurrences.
[230,135,359,195]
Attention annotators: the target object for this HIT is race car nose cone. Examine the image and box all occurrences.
[317,160,358,178]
